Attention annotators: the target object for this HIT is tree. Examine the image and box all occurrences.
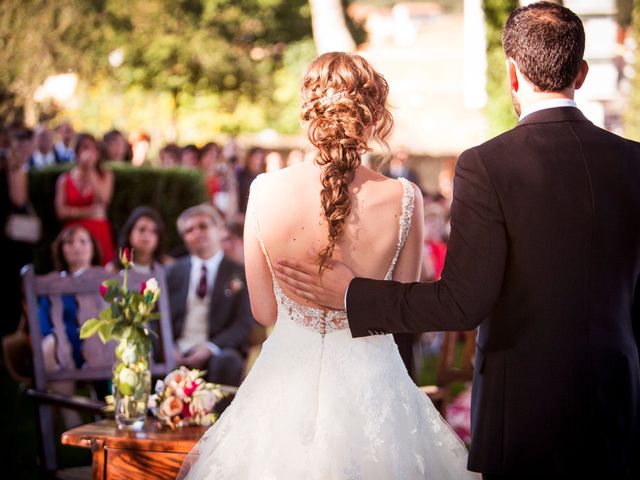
[0,1,115,125]
[484,0,519,136]
[0,1,313,130]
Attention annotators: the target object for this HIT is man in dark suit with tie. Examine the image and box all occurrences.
[275,2,640,478]
[166,204,255,387]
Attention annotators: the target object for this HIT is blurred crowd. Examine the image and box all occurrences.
[0,119,453,403]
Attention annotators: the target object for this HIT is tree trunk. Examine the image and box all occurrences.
[308,0,355,54]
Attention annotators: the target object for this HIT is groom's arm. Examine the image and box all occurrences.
[347,148,508,337]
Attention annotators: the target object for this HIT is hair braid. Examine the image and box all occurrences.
[301,52,393,271]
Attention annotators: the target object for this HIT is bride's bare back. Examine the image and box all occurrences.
[245,160,424,325]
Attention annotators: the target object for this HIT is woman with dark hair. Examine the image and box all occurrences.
[54,133,115,264]
[108,206,172,273]
[177,52,473,480]
[40,225,103,428]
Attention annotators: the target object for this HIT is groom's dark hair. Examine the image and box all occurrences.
[502,1,585,92]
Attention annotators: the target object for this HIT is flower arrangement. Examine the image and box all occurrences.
[150,366,226,429]
[79,248,161,427]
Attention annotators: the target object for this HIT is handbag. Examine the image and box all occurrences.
[5,207,41,244]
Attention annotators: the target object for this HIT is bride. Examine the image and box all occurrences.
[178,52,476,480]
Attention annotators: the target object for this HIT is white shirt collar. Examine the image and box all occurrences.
[519,98,577,121]
[191,250,224,271]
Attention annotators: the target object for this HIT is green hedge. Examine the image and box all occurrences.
[483,0,519,137]
[29,163,208,272]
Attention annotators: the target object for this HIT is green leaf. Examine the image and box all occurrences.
[99,308,113,321]
[97,321,115,343]
[79,318,104,339]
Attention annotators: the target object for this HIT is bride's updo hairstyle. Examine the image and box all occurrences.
[301,52,393,271]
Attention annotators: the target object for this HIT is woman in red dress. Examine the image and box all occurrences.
[54,133,115,264]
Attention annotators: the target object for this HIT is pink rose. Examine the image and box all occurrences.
[183,380,198,397]
[99,283,108,298]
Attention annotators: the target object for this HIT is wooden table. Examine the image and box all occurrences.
[61,419,207,480]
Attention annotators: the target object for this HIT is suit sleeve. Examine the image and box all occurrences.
[347,148,507,337]
[209,278,256,352]
[633,275,640,367]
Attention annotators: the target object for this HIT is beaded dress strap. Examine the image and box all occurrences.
[384,178,415,280]
[249,176,282,293]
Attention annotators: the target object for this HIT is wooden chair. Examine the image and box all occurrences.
[22,264,176,476]
[421,330,476,419]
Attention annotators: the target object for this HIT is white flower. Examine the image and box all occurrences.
[155,380,165,394]
[190,389,217,414]
[121,345,138,364]
[118,367,139,388]
[145,278,159,294]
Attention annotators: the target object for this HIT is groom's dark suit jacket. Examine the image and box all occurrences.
[166,255,254,356]
[348,107,640,476]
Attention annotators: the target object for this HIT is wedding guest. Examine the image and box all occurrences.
[28,125,67,170]
[166,204,255,387]
[201,142,238,219]
[265,151,284,172]
[40,225,103,428]
[236,146,265,213]
[129,131,150,167]
[180,144,200,169]
[159,143,181,168]
[108,206,173,273]
[55,133,115,264]
[381,147,420,185]
[54,121,76,163]
[0,126,33,337]
[102,129,131,163]
[221,217,244,265]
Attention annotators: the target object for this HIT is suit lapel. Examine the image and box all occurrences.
[208,257,233,332]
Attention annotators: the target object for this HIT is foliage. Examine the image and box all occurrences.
[625,0,640,140]
[483,0,518,137]
[28,164,208,272]
[80,249,160,397]
[0,0,115,125]
[0,0,313,133]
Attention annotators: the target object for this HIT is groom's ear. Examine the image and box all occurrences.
[574,60,589,90]
[506,58,519,93]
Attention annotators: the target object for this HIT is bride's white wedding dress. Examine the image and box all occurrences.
[178,177,475,480]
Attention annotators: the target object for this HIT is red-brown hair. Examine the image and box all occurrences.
[300,52,393,270]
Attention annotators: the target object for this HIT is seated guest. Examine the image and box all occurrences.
[166,204,255,387]
[39,225,103,428]
[108,206,173,273]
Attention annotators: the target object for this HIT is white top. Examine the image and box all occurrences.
[176,250,224,354]
[519,98,577,121]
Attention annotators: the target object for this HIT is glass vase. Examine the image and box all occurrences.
[112,340,151,429]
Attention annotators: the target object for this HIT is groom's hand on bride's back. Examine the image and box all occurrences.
[275,255,354,310]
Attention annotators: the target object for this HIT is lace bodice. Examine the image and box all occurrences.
[251,175,415,336]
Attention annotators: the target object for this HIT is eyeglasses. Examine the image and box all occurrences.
[183,222,212,235]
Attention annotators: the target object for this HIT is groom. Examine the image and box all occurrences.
[276,2,640,479]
